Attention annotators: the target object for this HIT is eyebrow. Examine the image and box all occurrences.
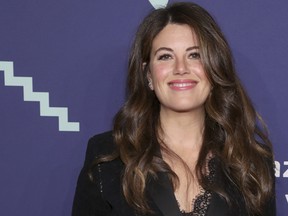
[154,46,199,55]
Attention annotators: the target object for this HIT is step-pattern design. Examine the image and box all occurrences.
[0,61,80,132]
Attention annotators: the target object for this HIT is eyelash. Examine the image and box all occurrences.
[189,52,201,59]
[157,52,201,61]
[157,54,172,60]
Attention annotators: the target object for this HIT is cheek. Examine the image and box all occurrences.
[190,63,206,76]
[150,64,170,84]
[193,66,211,84]
[193,67,211,92]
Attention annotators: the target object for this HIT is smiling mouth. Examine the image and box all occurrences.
[168,80,197,90]
[169,82,193,87]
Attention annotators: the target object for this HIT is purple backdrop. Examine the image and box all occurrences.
[0,0,287,215]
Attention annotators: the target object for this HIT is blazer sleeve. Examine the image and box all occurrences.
[72,134,113,216]
[264,193,276,216]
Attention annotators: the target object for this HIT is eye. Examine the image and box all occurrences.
[157,54,172,61]
[189,52,201,59]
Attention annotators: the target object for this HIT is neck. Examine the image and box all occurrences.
[159,108,205,151]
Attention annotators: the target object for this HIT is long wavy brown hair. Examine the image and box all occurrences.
[93,2,274,215]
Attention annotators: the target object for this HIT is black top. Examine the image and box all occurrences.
[72,131,276,216]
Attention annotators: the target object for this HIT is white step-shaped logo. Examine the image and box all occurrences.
[0,61,80,132]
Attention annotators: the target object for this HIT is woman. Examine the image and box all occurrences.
[72,2,275,216]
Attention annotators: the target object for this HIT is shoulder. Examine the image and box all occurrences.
[84,131,117,167]
[73,131,119,215]
[88,131,115,153]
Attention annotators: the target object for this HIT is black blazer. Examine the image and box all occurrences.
[72,131,276,216]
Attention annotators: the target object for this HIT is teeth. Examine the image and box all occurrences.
[170,83,192,87]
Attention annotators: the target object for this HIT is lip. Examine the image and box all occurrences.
[168,79,198,91]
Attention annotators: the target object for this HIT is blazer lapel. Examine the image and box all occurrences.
[147,172,182,216]
[147,173,230,216]
[100,159,136,216]
[101,160,229,216]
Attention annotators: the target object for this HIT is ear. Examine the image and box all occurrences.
[146,71,154,90]
[142,62,147,71]
[143,62,154,90]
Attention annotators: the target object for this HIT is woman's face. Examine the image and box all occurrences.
[148,23,211,114]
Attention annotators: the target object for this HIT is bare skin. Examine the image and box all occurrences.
[148,23,211,212]
[160,108,205,212]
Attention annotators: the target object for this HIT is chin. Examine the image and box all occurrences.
[170,106,205,113]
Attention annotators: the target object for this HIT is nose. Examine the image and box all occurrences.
[174,57,189,75]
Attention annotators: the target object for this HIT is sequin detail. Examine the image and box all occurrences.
[97,163,103,193]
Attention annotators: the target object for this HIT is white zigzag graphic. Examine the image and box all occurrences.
[0,61,80,132]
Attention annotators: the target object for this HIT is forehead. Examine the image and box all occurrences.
[152,24,198,49]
